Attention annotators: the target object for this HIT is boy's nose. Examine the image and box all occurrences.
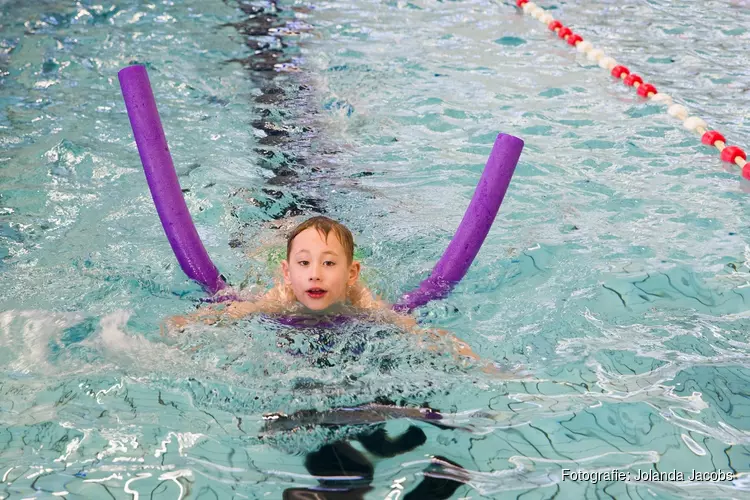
[308,262,321,280]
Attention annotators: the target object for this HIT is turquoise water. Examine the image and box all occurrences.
[2,0,750,498]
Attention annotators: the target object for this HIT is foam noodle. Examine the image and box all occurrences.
[118,65,226,294]
[394,133,524,312]
[118,65,522,310]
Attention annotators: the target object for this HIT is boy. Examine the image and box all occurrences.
[171,216,480,360]
[171,216,509,498]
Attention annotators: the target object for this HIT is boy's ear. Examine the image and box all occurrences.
[348,260,361,286]
[281,260,292,285]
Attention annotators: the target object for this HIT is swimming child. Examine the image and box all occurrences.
[170,215,481,361]
[169,216,512,498]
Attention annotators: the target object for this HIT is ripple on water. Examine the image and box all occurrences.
[2,0,750,497]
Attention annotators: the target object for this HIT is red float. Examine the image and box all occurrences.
[701,131,725,146]
[636,83,657,97]
[623,73,643,86]
[721,146,746,163]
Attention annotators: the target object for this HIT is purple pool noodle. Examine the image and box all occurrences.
[394,133,524,312]
[118,65,225,295]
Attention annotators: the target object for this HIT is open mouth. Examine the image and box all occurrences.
[306,288,327,299]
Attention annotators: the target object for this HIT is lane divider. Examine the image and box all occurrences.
[515,0,749,180]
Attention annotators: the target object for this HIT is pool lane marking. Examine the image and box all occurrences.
[515,1,749,180]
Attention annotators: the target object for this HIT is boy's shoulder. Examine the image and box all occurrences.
[346,282,381,309]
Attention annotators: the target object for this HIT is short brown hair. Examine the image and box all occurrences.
[286,216,355,263]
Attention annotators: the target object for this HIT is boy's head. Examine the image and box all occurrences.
[281,216,360,311]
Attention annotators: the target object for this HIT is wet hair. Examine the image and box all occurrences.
[286,216,355,263]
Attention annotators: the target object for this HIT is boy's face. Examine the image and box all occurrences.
[281,227,360,311]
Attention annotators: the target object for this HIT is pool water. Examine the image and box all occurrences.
[2,0,750,498]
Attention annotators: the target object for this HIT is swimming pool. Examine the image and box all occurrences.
[2,0,750,498]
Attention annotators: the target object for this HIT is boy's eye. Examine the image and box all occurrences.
[298,260,309,266]
[324,261,336,266]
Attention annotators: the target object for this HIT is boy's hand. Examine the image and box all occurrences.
[412,327,480,361]
[224,301,257,318]
[170,315,189,330]
[451,337,479,360]
[430,328,480,360]
[163,314,196,334]
[164,306,221,333]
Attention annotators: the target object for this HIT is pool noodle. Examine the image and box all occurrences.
[118,65,226,295]
[393,133,524,312]
[118,65,522,309]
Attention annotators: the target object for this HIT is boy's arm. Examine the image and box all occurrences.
[167,305,224,331]
[353,284,482,361]
[414,326,520,377]
[411,325,481,361]
[355,285,517,375]
[166,288,288,332]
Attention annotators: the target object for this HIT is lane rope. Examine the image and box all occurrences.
[515,0,749,180]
